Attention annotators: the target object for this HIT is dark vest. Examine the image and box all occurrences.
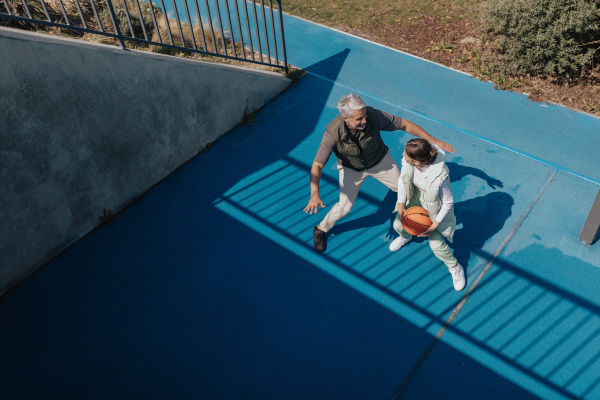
[327,107,388,171]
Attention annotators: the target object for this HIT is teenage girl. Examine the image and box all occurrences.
[389,138,465,291]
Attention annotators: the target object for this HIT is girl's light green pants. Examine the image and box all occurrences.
[393,189,457,268]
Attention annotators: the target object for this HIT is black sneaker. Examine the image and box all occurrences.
[313,226,326,252]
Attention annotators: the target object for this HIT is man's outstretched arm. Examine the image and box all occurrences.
[400,119,455,153]
[303,161,326,214]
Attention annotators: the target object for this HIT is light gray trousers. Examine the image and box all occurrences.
[393,189,458,268]
[319,151,400,232]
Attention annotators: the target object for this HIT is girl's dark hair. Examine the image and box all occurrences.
[405,138,437,165]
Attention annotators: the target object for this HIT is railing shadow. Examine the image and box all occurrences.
[329,190,397,238]
[1,38,598,400]
[215,154,599,398]
[208,72,600,397]
[327,160,511,278]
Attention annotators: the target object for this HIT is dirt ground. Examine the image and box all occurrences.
[4,4,598,116]
[334,16,600,117]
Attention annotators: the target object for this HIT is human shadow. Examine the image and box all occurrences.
[327,161,506,239]
[451,191,514,268]
[445,162,511,268]
[447,162,504,189]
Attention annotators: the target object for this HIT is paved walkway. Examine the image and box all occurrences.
[2,13,600,400]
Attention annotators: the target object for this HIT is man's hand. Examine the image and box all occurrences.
[305,161,325,215]
[434,139,455,154]
[400,119,455,154]
[304,195,325,214]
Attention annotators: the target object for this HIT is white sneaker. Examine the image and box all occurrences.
[389,236,411,252]
[449,263,466,291]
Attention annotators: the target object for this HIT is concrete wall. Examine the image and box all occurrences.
[0,27,291,295]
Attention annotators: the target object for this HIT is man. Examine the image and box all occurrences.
[303,94,454,252]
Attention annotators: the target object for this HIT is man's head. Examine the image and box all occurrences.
[337,94,367,130]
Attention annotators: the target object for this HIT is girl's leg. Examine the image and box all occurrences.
[389,189,419,251]
[430,232,465,290]
[427,230,457,268]
[415,192,465,290]
[392,214,412,239]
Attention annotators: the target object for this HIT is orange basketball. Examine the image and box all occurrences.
[401,206,432,235]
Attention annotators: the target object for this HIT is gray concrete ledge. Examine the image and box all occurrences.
[0,26,291,294]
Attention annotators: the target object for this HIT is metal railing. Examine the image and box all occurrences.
[0,0,288,73]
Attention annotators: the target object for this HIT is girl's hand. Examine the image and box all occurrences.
[418,221,439,237]
[397,204,405,215]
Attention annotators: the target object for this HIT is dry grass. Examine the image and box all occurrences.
[282,0,600,116]
[1,0,292,76]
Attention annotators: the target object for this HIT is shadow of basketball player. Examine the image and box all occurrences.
[447,162,504,189]
[451,192,514,270]
[317,157,511,286]
[444,162,512,274]
[329,162,507,245]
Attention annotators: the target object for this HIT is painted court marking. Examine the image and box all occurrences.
[306,70,600,186]
[300,70,591,398]
[390,169,558,399]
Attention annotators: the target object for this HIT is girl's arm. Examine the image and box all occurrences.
[434,180,454,222]
[418,179,453,237]
[397,173,407,215]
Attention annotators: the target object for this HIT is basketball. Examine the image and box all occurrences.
[401,206,432,235]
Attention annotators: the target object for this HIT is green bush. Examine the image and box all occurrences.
[484,0,600,80]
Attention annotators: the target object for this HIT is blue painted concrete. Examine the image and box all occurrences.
[283,16,600,185]
[2,11,600,400]
[404,171,600,400]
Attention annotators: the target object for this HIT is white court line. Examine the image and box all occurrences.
[305,70,600,187]
[297,70,585,399]
[391,169,559,399]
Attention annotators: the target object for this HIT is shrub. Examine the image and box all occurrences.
[483,0,600,80]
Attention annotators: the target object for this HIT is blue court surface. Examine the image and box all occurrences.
[2,13,600,400]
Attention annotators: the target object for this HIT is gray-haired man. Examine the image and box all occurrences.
[304,94,454,252]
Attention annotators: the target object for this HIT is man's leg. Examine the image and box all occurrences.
[319,165,365,232]
[366,151,400,192]
[312,166,365,252]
